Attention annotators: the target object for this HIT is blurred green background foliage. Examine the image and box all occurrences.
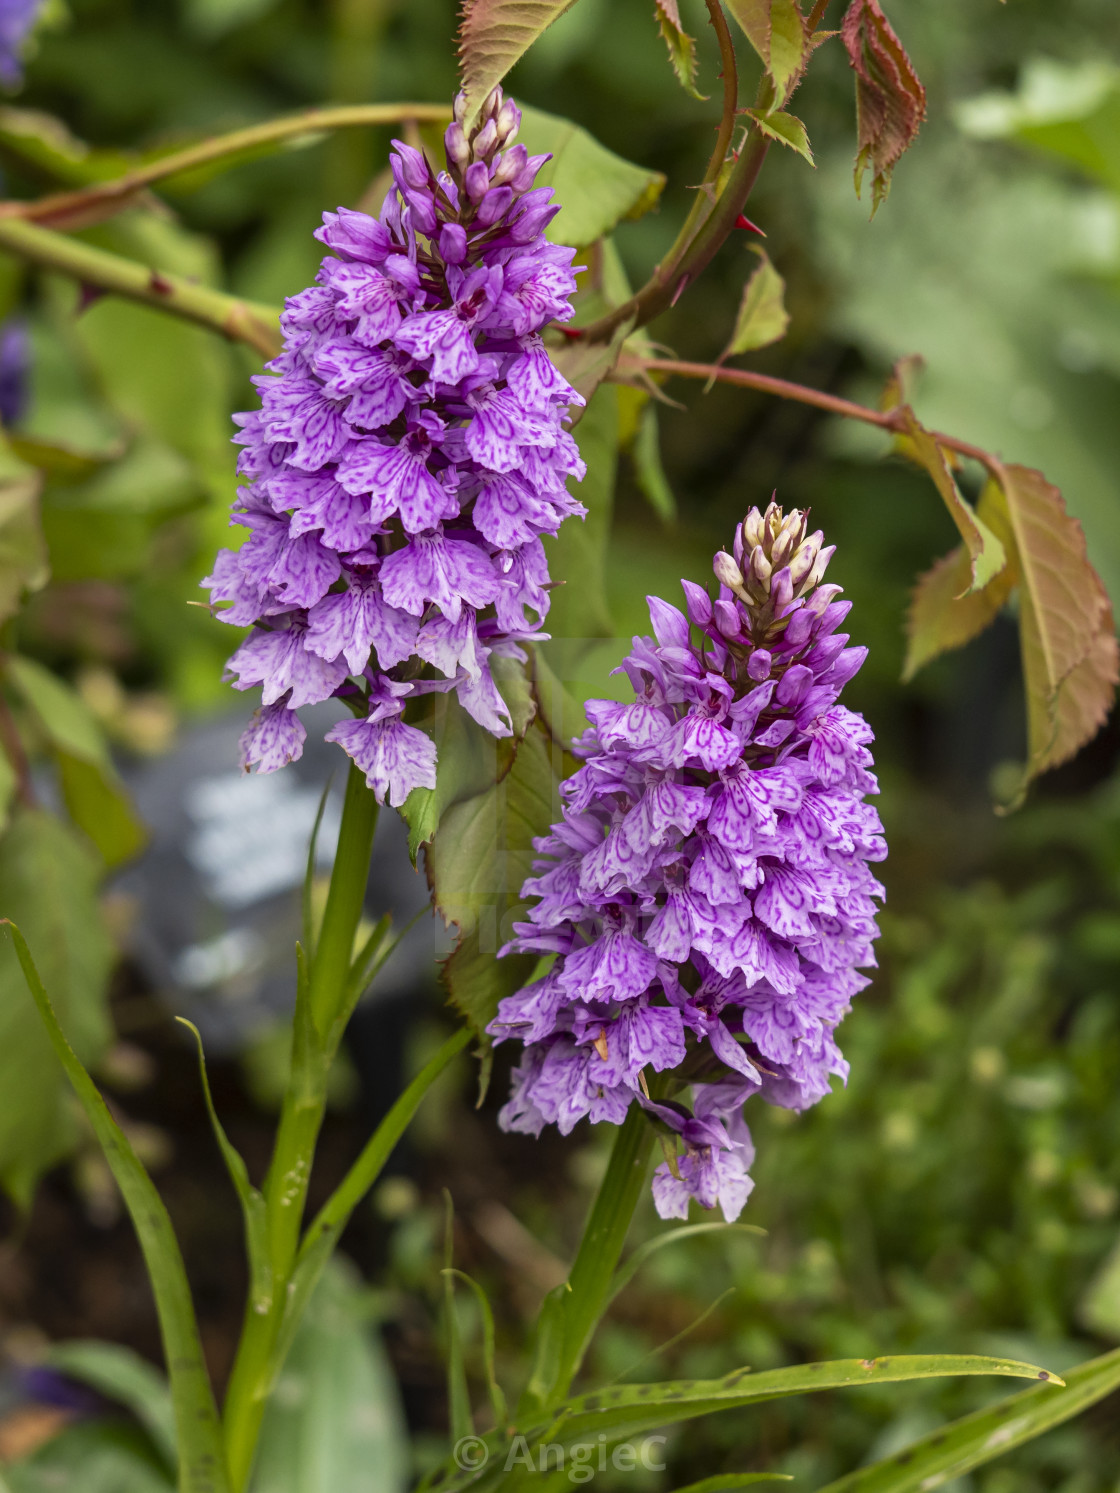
[2,0,1120,1489]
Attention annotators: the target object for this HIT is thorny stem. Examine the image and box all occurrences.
[637,357,1011,481]
[576,9,772,346]
[808,0,833,29]
[0,102,451,232]
[0,216,283,359]
[661,0,741,274]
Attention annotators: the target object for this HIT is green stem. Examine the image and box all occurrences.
[222,763,377,1493]
[0,216,282,358]
[519,1104,656,1418]
[3,102,451,232]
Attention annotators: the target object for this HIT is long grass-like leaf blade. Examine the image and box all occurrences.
[3,921,230,1493]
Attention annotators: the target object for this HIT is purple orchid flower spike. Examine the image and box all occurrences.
[205,87,585,805]
[491,502,886,1222]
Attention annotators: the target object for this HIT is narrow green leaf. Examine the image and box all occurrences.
[177,1020,272,1317]
[815,1345,1120,1493]
[443,1193,474,1443]
[2,921,230,1493]
[251,1258,409,1493]
[608,1222,764,1306]
[0,467,48,624]
[653,0,705,100]
[744,107,814,164]
[301,778,334,957]
[46,1340,177,1476]
[669,1479,792,1493]
[446,1269,510,1433]
[721,247,790,358]
[283,1029,470,1371]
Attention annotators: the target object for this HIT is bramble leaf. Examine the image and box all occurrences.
[721,246,790,358]
[725,0,808,107]
[653,0,704,99]
[0,466,48,625]
[903,478,1018,681]
[429,724,561,1039]
[458,0,583,123]
[518,105,665,248]
[744,107,814,164]
[841,0,926,211]
[897,412,1006,593]
[999,464,1119,785]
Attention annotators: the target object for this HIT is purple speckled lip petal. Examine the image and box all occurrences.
[489,502,885,1221]
[202,87,584,807]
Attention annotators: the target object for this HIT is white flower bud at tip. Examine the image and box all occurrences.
[713,550,745,594]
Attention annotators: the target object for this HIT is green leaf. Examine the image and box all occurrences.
[5,1418,174,1493]
[541,381,619,649]
[0,106,134,190]
[443,1195,474,1445]
[902,477,1018,681]
[897,412,1006,593]
[0,466,48,624]
[955,60,1120,196]
[630,400,676,523]
[444,1356,1061,1493]
[2,921,230,1493]
[177,1019,273,1318]
[251,1258,409,1493]
[517,106,665,249]
[669,1479,792,1493]
[653,0,704,100]
[6,655,145,867]
[725,0,808,105]
[46,1340,177,1475]
[721,247,790,358]
[430,725,561,1038]
[608,1222,764,1307]
[457,1,583,123]
[0,809,113,1205]
[814,1345,1120,1493]
[445,1269,510,1433]
[743,107,814,165]
[287,1028,470,1371]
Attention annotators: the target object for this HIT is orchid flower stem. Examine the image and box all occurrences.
[222,764,377,1493]
[519,1101,657,1418]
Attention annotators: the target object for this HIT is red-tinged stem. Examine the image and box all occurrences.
[640,357,1009,478]
[808,0,832,30]
[575,5,770,345]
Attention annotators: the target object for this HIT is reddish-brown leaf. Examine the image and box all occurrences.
[1000,464,1119,781]
[902,480,1018,682]
[841,0,926,211]
[458,0,581,123]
